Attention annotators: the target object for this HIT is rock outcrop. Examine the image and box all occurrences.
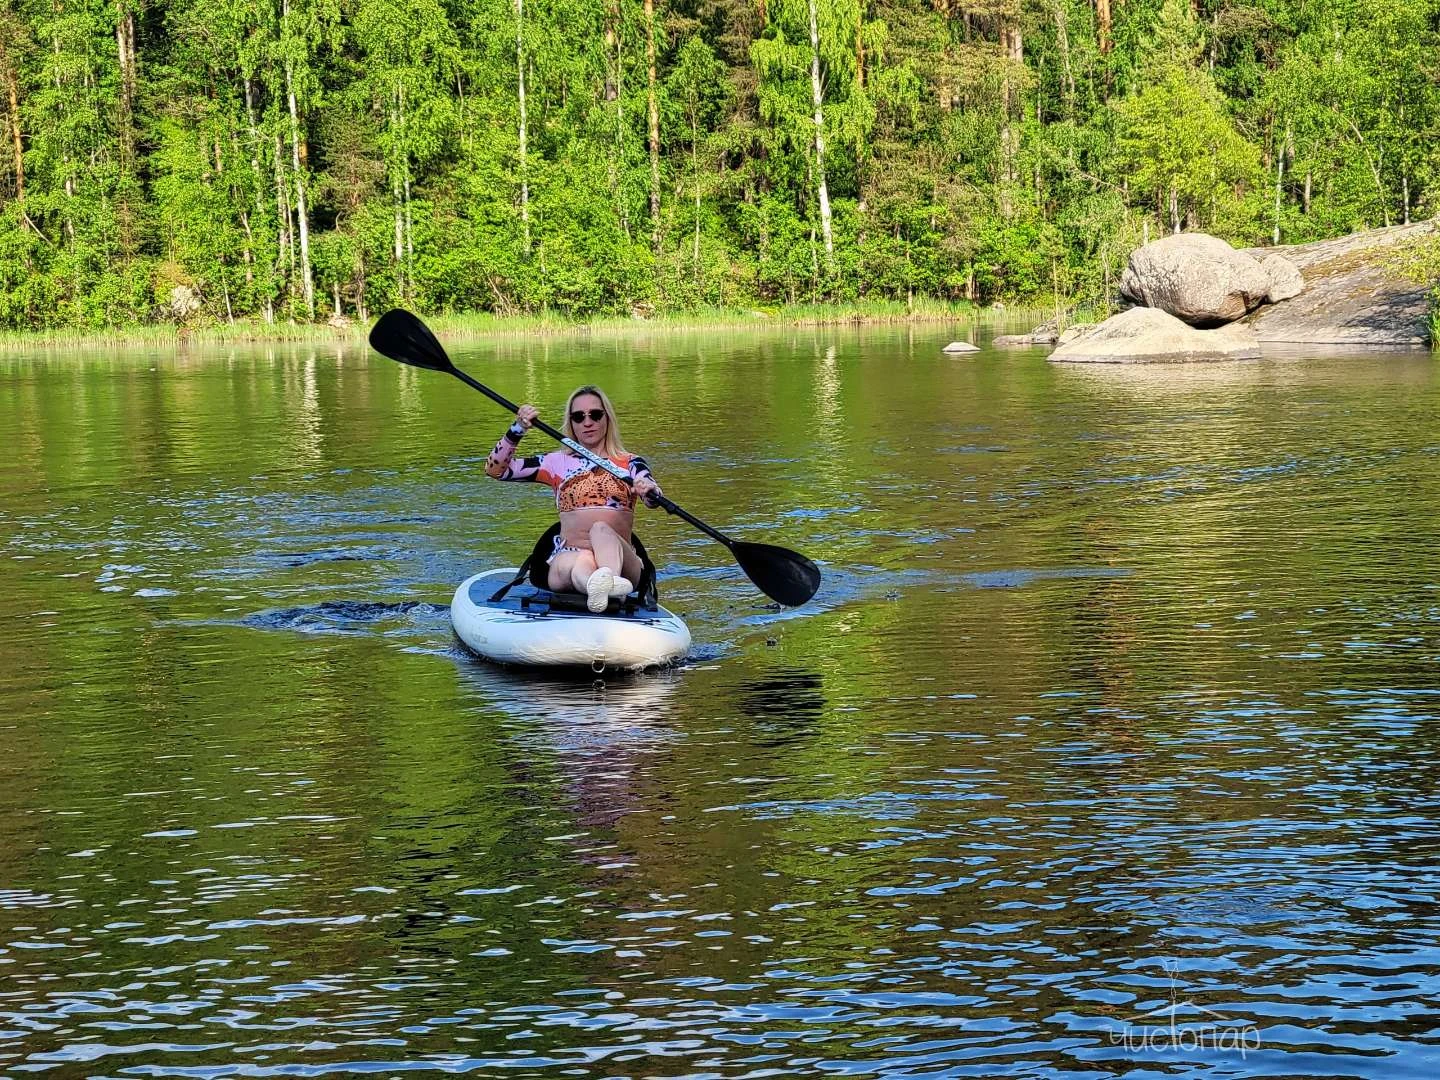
[1241,221,1435,347]
[168,285,203,320]
[1049,306,1262,364]
[1000,221,1434,361]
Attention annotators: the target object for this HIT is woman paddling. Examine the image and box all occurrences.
[485,385,661,612]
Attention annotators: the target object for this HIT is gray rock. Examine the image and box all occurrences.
[993,318,1059,346]
[1260,254,1304,303]
[992,332,1054,346]
[1120,233,1272,326]
[1056,322,1098,345]
[943,340,980,353]
[168,284,203,319]
[1242,221,1435,347]
[1050,306,1262,364]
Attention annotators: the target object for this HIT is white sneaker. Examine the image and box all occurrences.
[585,568,614,613]
[608,576,633,598]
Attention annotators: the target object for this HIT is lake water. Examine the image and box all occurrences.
[3,326,1440,1077]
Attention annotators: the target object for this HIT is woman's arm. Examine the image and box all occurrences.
[628,455,661,505]
[485,417,543,481]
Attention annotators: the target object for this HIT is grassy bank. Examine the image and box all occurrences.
[0,298,1002,352]
[1387,234,1440,350]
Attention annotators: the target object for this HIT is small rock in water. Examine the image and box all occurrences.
[943,341,980,354]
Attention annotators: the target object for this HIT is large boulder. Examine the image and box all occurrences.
[1259,254,1304,303]
[1120,233,1273,327]
[1049,306,1262,364]
[1242,221,1435,347]
[168,284,203,320]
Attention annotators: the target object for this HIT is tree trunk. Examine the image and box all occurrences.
[855,11,864,89]
[854,6,867,242]
[392,95,405,299]
[645,0,661,253]
[1096,0,1111,55]
[239,209,256,289]
[357,254,368,321]
[283,47,316,320]
[691,108,700,288]
[1052,0,1075,119]
[274,131,294,314]
[115,7,136,165]
[243,77,264,214]
[403,162,414,287]
[243,77,273,322]
[999,20,1022,217]
[806,0,833,264]
[516,0,530,254]
[612,4,631,240]
[604,1,626,238]
[52,32,74,242]
[2,46,22,202]
[1272,121,1288,245]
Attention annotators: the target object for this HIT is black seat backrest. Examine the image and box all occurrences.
[490,523,659,609]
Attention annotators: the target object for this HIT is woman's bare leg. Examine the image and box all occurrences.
[589,522,643,592]
[546,549,597,593]
[587,521,626,574]
[568,550,599,593]
[619,544,643,584]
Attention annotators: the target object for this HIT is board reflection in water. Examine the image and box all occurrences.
[459,665,683,836]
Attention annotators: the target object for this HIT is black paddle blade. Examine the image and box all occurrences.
[733,541,822,607]
[369,308,455,372]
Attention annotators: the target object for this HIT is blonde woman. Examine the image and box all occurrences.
[485,385,661,612]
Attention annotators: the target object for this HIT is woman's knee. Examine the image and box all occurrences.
[589,520,618,542]
[549,551,593,589]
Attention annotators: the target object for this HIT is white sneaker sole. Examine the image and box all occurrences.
[586,568,614,613]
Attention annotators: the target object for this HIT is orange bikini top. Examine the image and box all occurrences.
[486,438,656,513]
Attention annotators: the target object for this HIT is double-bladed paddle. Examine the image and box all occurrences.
[368,308,822,607]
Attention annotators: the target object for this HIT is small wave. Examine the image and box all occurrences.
[244,600,448,635]
[964,566,1133,589]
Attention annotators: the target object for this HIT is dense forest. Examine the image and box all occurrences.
[0,0,1436,329]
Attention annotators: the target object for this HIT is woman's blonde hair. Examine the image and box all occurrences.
[562,385,626,458]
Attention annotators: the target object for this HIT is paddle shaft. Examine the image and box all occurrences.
[651,494,734,548]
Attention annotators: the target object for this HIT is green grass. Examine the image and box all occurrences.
[0,298,999,352]
[1385,229,1440,349]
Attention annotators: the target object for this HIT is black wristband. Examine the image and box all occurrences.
[503,422,526,444]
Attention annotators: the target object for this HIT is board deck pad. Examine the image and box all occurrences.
[469,576,669,622]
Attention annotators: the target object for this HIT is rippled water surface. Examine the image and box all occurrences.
[3,327,1440,1078]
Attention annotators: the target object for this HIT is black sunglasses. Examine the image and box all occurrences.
[570,408,607,423]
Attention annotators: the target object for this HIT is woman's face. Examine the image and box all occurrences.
[569,393,608,449]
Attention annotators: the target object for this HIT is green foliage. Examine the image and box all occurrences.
[1113,66,1265,242]
[1386,232,1440,347]
[0,0,1436,327]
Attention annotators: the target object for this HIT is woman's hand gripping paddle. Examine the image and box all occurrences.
[368,308,822,607]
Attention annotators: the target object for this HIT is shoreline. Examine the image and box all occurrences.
[0,300,1040,352]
